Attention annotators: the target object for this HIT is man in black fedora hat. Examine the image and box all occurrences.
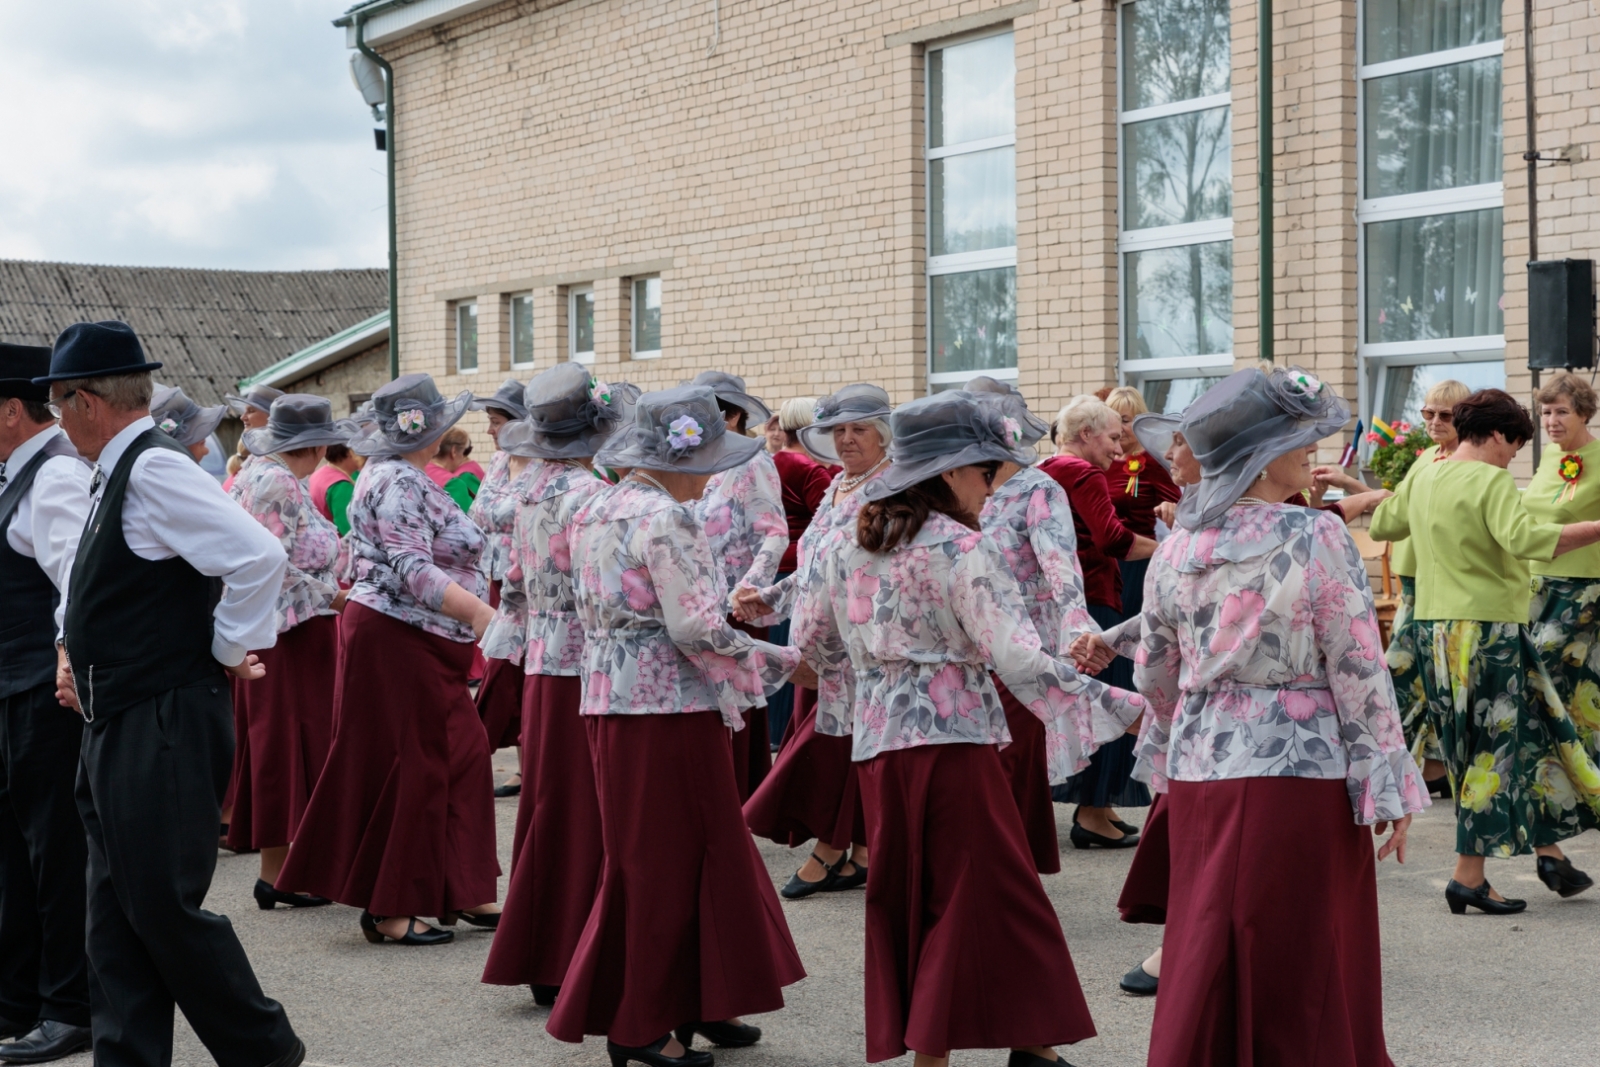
[0,343,92,1065]
[34,321,306,1067]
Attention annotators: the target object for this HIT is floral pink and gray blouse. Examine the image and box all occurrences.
[509,460,607,676]
[232,455,344,634]
[476,456,541,663]
[1132,503,1428,824]
[795,512,1146,781]
[468,450,521,582]
[568,479,801,730]
[346,456,488,642]
[980,465,1100,656]
[696,450,789,603]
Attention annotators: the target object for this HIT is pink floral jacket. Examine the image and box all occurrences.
[696,450,790,603]
[346,457,488,642]
[980,466,1100,656]
[509,460,607,676]
[476,456,541,663]
[232,455,344,634]
[796,512,1146,780]
[569,479,802,729]
[1132,503,1428,824]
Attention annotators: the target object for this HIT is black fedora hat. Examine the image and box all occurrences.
[0,343,52,403]
[32,321,162,386]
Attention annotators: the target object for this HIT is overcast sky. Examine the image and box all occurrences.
[0,1,386,271]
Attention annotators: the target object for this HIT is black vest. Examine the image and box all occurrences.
[0,433,81,700]
[64,428,222,722]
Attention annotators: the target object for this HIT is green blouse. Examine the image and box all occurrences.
[1525,438,1600,579]
[444,470,481,512]
[1389,443,1443,578]
[1371,458,1561,623]
[325,477,356,537]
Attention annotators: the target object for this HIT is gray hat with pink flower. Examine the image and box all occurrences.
[347,372,474,457]
[595,384,762,475]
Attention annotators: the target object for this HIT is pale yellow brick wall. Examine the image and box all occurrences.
[283,340,391,413]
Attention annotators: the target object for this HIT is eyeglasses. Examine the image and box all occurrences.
[1419,407,1454,423]
[46,390,79,419]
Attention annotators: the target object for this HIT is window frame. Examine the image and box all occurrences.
[454,300,479,374]
[1115,0,1236,403]
[568,285,595,365]
[509,292,535,369]
[924,25,1020,393]
[631,276,662,360]
[1355,12,1505,437]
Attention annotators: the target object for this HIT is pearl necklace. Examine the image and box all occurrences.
[837,457,889,495]
[629,470,674,497]
[1234,496,1272,507]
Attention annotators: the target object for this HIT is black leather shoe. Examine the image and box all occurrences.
[1119,961,1158,996]
[1537,855,1595,898]
[1111,819,1139,836]
[1445,879,1526,915]
[1006,1050,1075,1067]
[439,909,500,929]
[1425,775,1453,799]
[606,1035,712,1067]
[675,1020,761,1048]
[1069,809,1138,850]
[0,1020,93,1064]
[822,859,867,892]
[779,850,843,899]
[254,879,331,910]
[359,911,454,945]
[494,781,521,798]
[262,1038,306,1067]
[531,984,559,1007]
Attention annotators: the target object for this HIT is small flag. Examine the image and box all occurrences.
[1339,421,1362,468]
[1370,418,1397,446]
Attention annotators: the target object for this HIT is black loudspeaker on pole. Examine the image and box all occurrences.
[1528,259,1596,370]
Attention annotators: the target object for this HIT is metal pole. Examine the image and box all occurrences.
[1526,0,1541,465]
[356,13,399,381]
[1259,0,1273,363]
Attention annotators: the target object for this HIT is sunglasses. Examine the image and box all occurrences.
[1419,408,1454,423]
[979,461,1000,487]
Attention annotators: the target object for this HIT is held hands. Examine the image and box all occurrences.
[225,654,267,682]
[55,645,79,711]
[1155,501,1178,529]
[790,660,820,691]
[1374,813,1412,864]
[1068,633,1116,675]
[1312,466,1370,496]
[732,586,771,624]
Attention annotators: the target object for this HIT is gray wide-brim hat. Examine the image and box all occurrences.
[474,377,530,421]
[242,394,361,455]
[862,392,1031,502]
[964,376,1049,463]
[1177,367,1350,530]
[150,385,226,448]
[1132,412,1183,472]
[692,370,771,425]
[499,363,636,460]
[225,383,284,418]
[798,383,893,464]
[597,384,762,475]
[348,372,474,457]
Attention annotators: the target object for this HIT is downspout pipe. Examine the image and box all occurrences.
[1525,0,1541,466]
[355,12,399,381]
[1258,0,1273,363]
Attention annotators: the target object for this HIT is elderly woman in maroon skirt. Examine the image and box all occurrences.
[228,395,356,908]
[796,391,1147,1067]
[734,383,894,897]
[547,385,809,1067]
[1130,368,1425,1066]
[468,377,535,797]
[277,373,501,947]
[482,364,629,1008]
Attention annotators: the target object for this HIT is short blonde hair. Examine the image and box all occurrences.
[1055,395,1120,445]
[1424,378,1472,410]
[778,397,817,432]
[1534,371,1599,420]
[435,426,472,457]
[1104,386,1147,420]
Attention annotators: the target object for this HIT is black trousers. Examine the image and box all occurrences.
[77,679,297,1067]
[0,679,89,1029]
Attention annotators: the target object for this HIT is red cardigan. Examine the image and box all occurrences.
[772,449,835,572]
[1038,454,1136,611]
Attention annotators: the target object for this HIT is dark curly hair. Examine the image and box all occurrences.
[857,474,980,553]
[1452,389,1535,447]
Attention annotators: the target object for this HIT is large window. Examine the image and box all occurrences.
[926,30,1017,391]
[632,277,662,359]
[510,293,534,369]
[568,286,595,365]
[1118,0,1234,409]
[455,301,478,373]
[1359,0,1504,428]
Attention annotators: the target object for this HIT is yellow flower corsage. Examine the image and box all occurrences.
[1124,457,1144,497]
[1556,453,1584,504]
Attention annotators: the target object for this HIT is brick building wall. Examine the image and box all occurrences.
[283,339,392,413]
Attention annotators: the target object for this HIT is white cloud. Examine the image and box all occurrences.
[0,0,385,269]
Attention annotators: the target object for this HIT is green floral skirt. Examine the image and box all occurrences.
[1529,575,1600,762]
[1415,620,1600,857]
[1386,576,1443,764]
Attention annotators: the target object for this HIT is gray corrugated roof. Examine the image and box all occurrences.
[0,259,387,406]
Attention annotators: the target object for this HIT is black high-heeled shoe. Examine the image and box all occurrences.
[1112,819,1139,836]
[1069,809,1138,850]
[1119,961,1158,996]
[1006,1050,1075,1067]
[1537,855,1595,898]
[823,859,867,892]
[254,879,331,910]
[531,984,559,1007]
[359,910,454,945]
[606,1035,712,1067]
[1445,879,1526,915]
[438,909,500,929]
[780,851,843,899]
[674,1020,761,1048]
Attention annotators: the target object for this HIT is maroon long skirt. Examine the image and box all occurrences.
[483,673,601,989]
[728,617,771,800]
[226,614,337,852]
[1150,778,1391,1067]
[1117,792,1170,924]
[858,743,1094,1063]
[744,685,867,851]
[277,602,500,918]
[475,656,524,751]
[993,676,1060,874]
[547,712,805,1046]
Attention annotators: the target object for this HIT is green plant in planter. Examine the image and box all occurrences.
[1366,423,1434,490]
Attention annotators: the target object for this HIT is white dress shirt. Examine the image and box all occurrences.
[83,417,287,666]
[3,423,91,632]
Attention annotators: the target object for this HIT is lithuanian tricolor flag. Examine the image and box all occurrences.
[1370,417,1397,446]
